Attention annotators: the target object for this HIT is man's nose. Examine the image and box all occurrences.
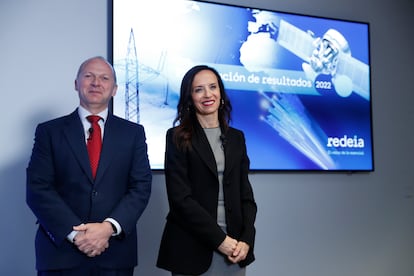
[91,77,100,86]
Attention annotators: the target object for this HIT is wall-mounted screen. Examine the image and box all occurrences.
[110,0,374,171]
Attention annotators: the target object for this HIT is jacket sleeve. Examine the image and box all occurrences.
[26,123,83,245]
[238,131,257,248]
[106,124,152,237]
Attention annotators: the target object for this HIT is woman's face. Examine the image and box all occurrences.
[191,70,221,118]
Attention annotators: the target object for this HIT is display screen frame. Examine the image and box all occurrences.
[108,0,374,172]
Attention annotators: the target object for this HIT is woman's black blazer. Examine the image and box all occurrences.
[157,125,257,275]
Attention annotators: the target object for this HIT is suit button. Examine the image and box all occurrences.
[92,190,98,197]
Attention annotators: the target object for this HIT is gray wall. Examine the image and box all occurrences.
[1,0,413,275]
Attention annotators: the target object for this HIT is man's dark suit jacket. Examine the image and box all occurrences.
[26,109,152,271]
[157,124,257,275]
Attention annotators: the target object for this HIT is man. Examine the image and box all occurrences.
[26,56,152,275]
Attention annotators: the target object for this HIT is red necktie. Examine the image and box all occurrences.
[87,115,102,179]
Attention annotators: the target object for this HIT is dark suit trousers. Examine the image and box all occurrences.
[38,263,134,276]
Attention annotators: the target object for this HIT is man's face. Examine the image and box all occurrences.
[75,58,117,113]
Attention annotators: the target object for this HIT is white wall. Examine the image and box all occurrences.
[1,0,413,275]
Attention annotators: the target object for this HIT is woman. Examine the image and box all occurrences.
[157,65,257,275]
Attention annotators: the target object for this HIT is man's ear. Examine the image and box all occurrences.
[112,84,118,96]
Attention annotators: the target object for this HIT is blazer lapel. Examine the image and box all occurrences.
[192,125,218,177]
[63,110,94,182]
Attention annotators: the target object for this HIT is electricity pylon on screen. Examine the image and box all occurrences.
[125,28,139,123]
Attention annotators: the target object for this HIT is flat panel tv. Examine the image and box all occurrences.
[110,0,374,171]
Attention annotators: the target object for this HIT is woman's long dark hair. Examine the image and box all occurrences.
[173,65,232,150]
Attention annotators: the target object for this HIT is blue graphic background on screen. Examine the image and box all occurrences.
[211,5,370,170]
[113,0,372,170]
[225,10,371,170]
[228,90,321,170]
[279,14,369,63]
[180,3,252,65]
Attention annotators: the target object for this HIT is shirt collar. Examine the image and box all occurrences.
[78,106,108,123]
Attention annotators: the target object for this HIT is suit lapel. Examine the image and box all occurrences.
[63,110,94,182]
[94,114,117,184]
